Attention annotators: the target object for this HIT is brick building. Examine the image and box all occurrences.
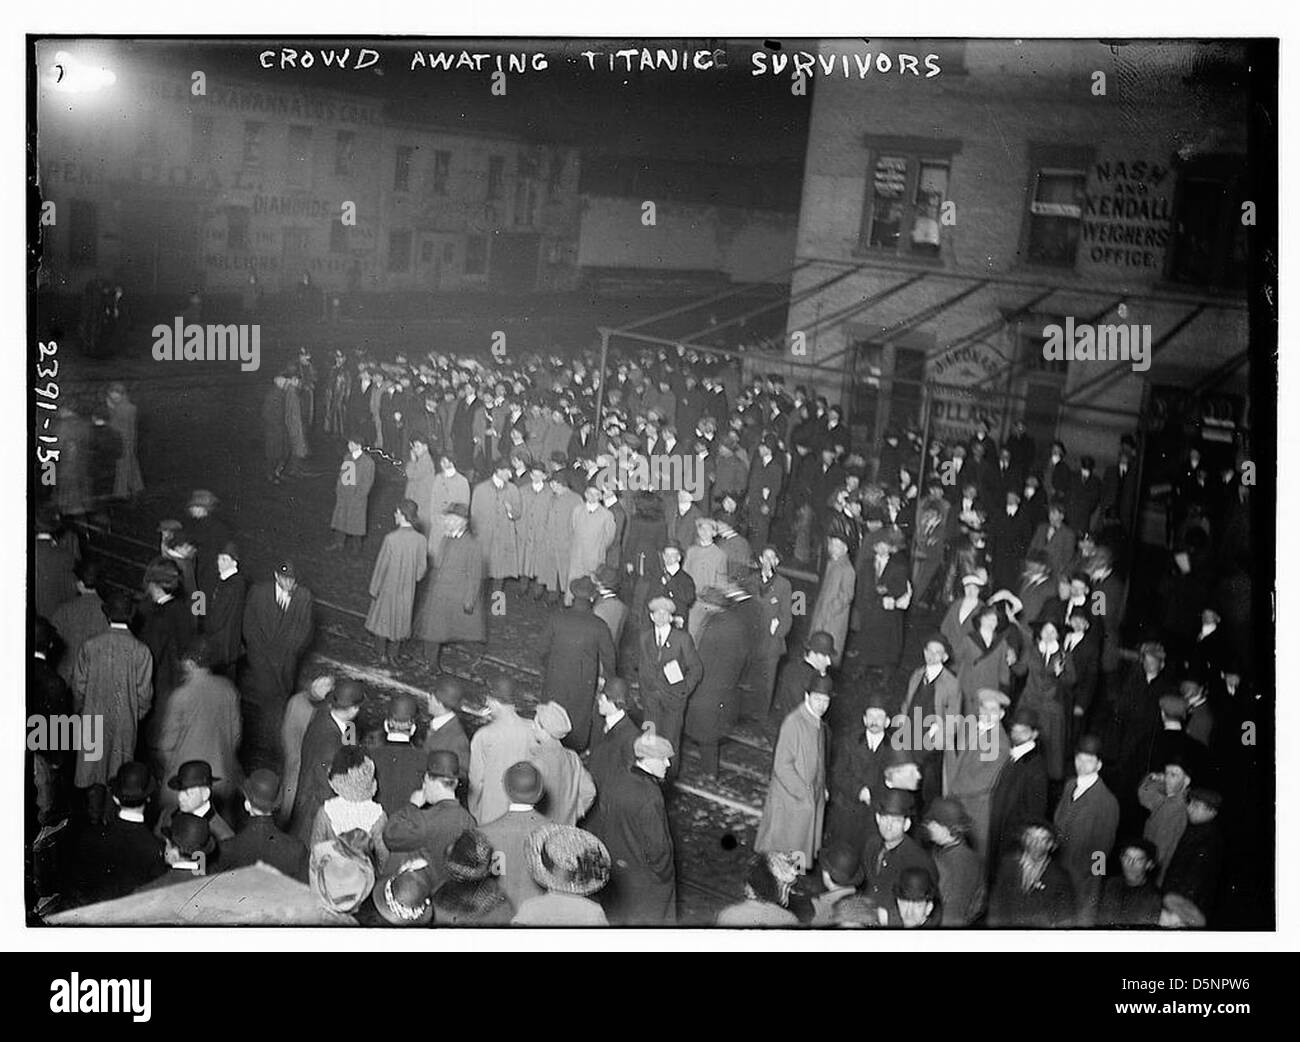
[781,39,1254,477]
[35,54,582,301]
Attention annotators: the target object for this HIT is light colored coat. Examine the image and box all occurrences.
[330,451,375,537]
[809,556,855,666]
[568,503,616,587]
[471,478,522,579]
[71,626,153,788]
[945,723,1011,856]
[528,735,596,826]
[365,526,429,640]
[516,481,551,579]
[468,707,535,825]
[754,703,827,867]
[403,454,438,536]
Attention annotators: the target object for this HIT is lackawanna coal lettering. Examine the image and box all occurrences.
[49,975,151,1022]
[151,320,261,371]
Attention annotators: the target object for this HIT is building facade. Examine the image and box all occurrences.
[782,40,1253,470]
[36,65,582,300]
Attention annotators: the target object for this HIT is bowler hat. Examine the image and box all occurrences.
[1076,734,1105,757]
[1012,706,1041,731]
[894,866,936,902]
[388,693,419,723]
[1188,786,1223,811]
[503,761,544,804]
[425,750,461,782]
[805,631,837,657]
[188,489,218,510]
[820,845,865,888]
[375,858,435,926]
[526,824,612,897]
[875,788,915,818]
[331,679,367,708]
[167,760,218,791]
[924,797,972,835]
[569,576,597,601]
[164,812,216,856]
[808,674,835,696]
[594,565,621,590]
[883,744,919,770]
[109,762,155,804]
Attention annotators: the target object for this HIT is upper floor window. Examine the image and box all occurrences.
[858,138,959,258]
[1168,156,1248,290]
[1026,168,1088,267]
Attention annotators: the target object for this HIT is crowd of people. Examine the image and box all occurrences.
[29,337,1260,928]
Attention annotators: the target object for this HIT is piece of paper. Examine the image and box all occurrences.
[663,659,685,684]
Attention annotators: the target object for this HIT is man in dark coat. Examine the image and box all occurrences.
[1102,643,1176,833]
[636,596,703,781]
[1162,786,1226,921]
[369,694,429,816]
[774,631,834,723]
[241,560,315,772]
[412,505,485,671]
[289,679,365,842]
[988,490,1034,592]
[421,678,472,787]
[587,723,677,925]
[262,376,290,482]
[632,541,695,635]
[1065,456,1104,533]
[860,789,937,909]
[743,547,793,722]
[384,751,476,888]
[184,490,230,597]
[135,560,196,765]
[683,590,750,778]
[221,769,308,882]
[203,542,247,675]
[825,692,893,852]
[585,678,639,825]
[66,762,165,904]
[987,820,1076,928]
[538,577,615,753]
[1052,735,1120,925]
[986,709,1049,872]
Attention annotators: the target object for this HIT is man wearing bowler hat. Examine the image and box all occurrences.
[221,769,308,882]
[861,788,937,909]
[241,559,315,771]
[773,630,834,721]
[383,750,475,887]
[924,797,985,926]
[756,674,833,871]
[538,575,616,753]
[479,761,551,911]
[155,759,235,845]
[136,813,217,892]
[369,693,429,817]
[826,690,894,851]
[810,845,865,925]
[1052,733,1119,925]
[290,678,365,841]
[68,761,165,904]
[949,689,1015,862]
[412,503,485,671]
[892,865,942,928]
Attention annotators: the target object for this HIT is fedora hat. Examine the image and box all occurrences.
[526,825,611,897]
[874,788,915,818]
[805,631,837,657]
[167,760,218,791]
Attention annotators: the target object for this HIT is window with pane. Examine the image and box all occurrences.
[860,150,954,257]
[431,150,451,195]
[394,146,414,192]
[486,156,505,201]
[388,229,412,272]
[1169,162,1248,290]
[287,126,312,188]
[1026,168,1087,267]
[866,155,908,248]
[242,122,266,169]
[335,131,356,177]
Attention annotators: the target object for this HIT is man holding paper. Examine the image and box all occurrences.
[637,596,702,781]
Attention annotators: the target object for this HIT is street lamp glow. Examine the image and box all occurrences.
[43,51,117,94]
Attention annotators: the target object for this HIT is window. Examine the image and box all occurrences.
[1018,317,1068,376]
[443,242,455,264]
[394,146,414,192]
[287,126,312,188]
[420,239,435,264]
[330,220,349,254]
[190,115,214,165]
[486,155,505,201]
[242,121,266,169]
[1026,168,1087,267]
[858,143,958,256]
[388,229,412,272]
[335,131,356,177]
[227,207,250,251]
[1168,158,1248,290]
[465,235,487,275]
[431,150,451,195]
[70,200,97,267]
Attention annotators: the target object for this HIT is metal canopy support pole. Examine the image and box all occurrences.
[594,327,610,434]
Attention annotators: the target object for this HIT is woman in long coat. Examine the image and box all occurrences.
[853,531,912,669]
[470,472,522,583]
[364,502,429,652]
[106,383,144,500]
[808,536,855,668]
[1017,620,1077,782]
[683,596,749,773]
